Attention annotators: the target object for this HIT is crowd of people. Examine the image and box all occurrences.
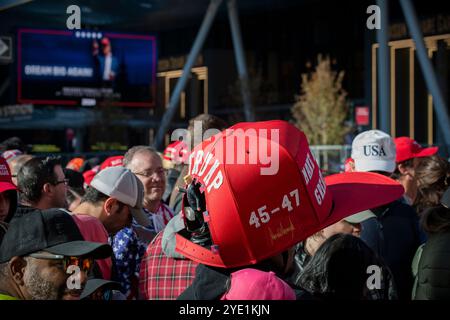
[0,114,449,300]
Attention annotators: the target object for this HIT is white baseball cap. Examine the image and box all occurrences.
[90,166,150,226]
[351,130,396,173]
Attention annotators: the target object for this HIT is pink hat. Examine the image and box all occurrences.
[221,268,296,300]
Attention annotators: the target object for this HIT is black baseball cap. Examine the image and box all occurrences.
[0,208,112,263]
[80,278,121,300]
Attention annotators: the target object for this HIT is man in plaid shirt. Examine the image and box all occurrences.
[139,214,197,300]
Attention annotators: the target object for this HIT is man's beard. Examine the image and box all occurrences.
[23,262,63,300]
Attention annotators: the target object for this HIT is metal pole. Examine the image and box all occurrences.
[153,0,223,150]
[227,0,255,122]
[399,0,450,150]
[376,0,390,134]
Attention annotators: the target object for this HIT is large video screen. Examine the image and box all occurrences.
[17,28,156,107]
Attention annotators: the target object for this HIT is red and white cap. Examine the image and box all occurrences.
[175,120,404,268]
[163,141,189,164]
[0,157,16,193]
[100,155,124,171]
[394,137,438,163]
[2,149,23,162]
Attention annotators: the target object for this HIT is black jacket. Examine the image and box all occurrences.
[177,264,231,300]
[413,232,450,300]
[289,242,311,285]
[361,200,422,300]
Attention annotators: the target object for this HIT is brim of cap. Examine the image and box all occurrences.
[343,210,376,224]
[321,172,404,229]
[354,159,396,173]
[45,240,112,259]
[80,278,121,300]
[0,181,17,193]
[175,172,404,268]
[397,146,438,163]
[130,207,151,227]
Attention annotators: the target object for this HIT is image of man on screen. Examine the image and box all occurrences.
[92,37,120,88]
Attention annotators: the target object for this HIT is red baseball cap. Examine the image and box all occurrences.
[0,157,16,194]
[344,157,355,173]
[175,120,404,268]
[2,149,23,162]
[163,141,189,163]
[83,165,100,187]
[100,156,124,171]
[394,137,438,163]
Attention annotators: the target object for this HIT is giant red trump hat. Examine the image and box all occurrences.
[176,120,404,268]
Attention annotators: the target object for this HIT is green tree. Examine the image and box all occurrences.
[291,55,349,145]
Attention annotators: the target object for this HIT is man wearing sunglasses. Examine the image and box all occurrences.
[0,208,112,300]
[17,156,68,212]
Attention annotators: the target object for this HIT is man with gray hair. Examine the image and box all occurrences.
[111,145,174,298]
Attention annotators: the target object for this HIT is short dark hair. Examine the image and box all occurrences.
[80,186,109,205]
[17,156,62,204]
[421,205,450,234]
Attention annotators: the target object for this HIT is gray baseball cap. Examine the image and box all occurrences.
[344,210,376,224]
[90,166,151,226]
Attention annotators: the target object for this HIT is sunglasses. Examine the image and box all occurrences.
[28,252,94,273]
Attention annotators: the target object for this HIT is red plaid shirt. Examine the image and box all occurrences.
[139,231,198,300]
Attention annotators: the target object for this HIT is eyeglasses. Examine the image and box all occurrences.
[28,252,94,273]
[133,167,167,178]
[53,178,69,186]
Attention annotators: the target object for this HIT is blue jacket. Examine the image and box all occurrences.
[361,200,423,300]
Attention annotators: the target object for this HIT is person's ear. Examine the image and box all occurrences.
[42,182,52,195]
[398,163,412,176]
[9,256,27,286]
[317,229,326,238]
[104,198,117,216]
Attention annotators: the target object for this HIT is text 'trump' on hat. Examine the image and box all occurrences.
[351,129,396,173]
[90,166,150,226]
[175,120,404,268]
[0,208,111,263]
